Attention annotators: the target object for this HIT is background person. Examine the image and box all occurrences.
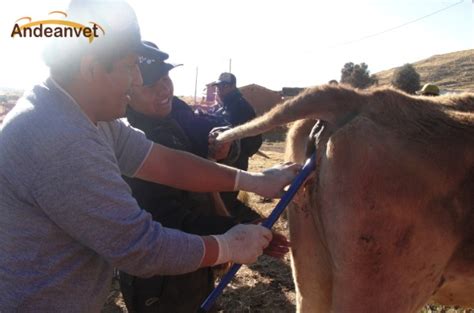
[209,72,263,222]
[209,72,262,171]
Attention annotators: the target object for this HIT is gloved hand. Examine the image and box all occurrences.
[250,218,290,259]
[212,224,272,264]
[237,162,302,198]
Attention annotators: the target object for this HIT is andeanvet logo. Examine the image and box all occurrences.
[11,11,104,43]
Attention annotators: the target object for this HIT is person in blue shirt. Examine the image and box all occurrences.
[209,72,263,171]
[209,72,264,221]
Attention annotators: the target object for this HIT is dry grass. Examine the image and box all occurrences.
[103,141,473,313]
[375,49,474,92]
[217,142,296,313]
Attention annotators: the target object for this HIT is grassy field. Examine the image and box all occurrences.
[375,49,474,92]
[103,141,473,313]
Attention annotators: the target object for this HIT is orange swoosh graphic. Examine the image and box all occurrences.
[48,11,68,17]
[15,16,32,23]
[89,22,105,35]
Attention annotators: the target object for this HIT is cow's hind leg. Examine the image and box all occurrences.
[289,194,333,313]
[286,119,333,313]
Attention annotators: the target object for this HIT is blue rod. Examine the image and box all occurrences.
[198,153,317,313]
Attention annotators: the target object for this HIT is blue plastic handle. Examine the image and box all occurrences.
[198,153,317,313]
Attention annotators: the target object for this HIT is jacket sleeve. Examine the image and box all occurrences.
[171,98,230,158]
[241,134,263,158]
[231,98,262,157]
[127,177,238,236]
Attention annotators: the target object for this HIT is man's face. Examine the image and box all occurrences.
[130,74,174,118]
[216,83,237,102]
[216,83,233,102]
[93,53,143,121]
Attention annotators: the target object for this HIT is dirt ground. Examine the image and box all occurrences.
[102,141,473,313]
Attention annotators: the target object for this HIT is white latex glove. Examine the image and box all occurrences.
[237,162,302,198]
[212,224,272,264]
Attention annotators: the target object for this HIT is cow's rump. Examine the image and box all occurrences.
[217,85,474,313]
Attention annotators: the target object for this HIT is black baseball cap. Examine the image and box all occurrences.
[138,41,182,86]
[210,72,237,86]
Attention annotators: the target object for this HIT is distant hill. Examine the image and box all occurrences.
[375,49,474,92]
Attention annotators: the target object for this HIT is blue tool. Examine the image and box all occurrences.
[198,152,317,313]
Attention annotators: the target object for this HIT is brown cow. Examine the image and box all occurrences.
[216,84,474,313]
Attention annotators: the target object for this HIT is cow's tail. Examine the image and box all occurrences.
[216,84,365,143]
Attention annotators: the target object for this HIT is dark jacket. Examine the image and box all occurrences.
[213,89,262,171]
[170,98,228,159]
[121,97,238,313]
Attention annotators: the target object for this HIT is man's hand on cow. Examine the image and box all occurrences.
[209,126,233,161]
[238,162,302,198]
[209,141,232,161]
[208,126,230,141]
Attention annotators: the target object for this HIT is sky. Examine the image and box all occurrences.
[0,0,472,98]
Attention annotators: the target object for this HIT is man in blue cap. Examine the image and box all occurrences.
[0,1,299,312]
[210,72,263,172]
[210,72,264,222]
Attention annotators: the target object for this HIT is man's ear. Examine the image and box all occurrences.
[79,55,101,82]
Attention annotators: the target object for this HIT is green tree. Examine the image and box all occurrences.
[340,62,378,89]
[391,63,421,94]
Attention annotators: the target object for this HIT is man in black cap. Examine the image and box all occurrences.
[210,73,263,171]
[210,72,263,222]
[0,1,299,312]
[121,41,290,313]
